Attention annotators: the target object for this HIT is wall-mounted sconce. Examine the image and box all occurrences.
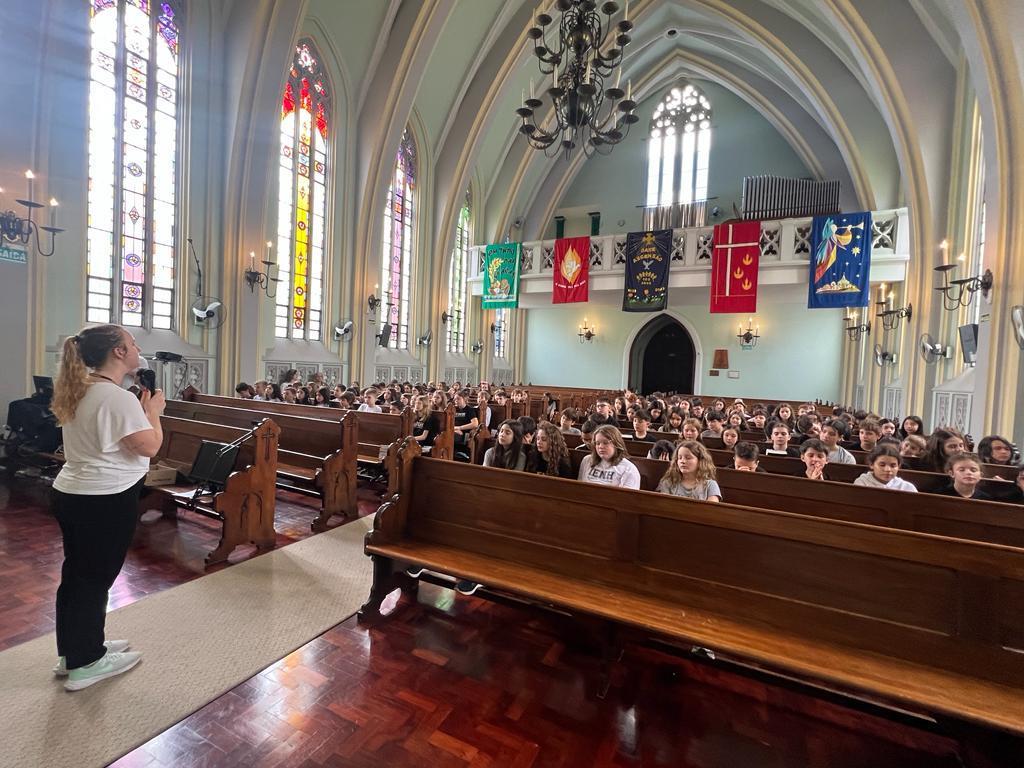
[470,340,484,354]
[367,284,381,317]
[490,320,503,334]
[416,330,432,347]
[736,317,759,349]
[934,262,993,311]
[441,308,451,325]
[333,320,353,341]
[0,170,64,258]
[578,317,597,344]
[843,309,871,342]
[244,243,279,298]
[874,282,912,330]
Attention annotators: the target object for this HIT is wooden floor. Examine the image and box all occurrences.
[0,471,971,767]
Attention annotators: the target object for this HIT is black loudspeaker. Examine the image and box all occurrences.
[378,323,392,347]
[958,323,979,365]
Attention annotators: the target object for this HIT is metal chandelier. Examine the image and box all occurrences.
[516,0,639,159]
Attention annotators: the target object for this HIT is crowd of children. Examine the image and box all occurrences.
[232,375,1022,504]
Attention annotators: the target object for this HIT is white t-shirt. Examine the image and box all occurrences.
[578,455,642,489]
[53,381,152,495]
[357,403,382,413]
[853,472,918,492]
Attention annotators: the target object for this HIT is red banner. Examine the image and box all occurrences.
[710,221,760,313]
[553,236,590,304]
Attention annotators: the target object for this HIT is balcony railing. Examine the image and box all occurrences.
[469,208,908,296]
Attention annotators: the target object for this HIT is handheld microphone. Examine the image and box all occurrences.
[136,358,156,398]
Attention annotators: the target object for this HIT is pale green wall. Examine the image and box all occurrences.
[522,289,845,401]
[550,79,813,238]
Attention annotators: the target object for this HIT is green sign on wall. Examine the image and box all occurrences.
[0,245,27,264]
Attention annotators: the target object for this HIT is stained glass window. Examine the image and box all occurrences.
[87,0,181,329]
[446,191,471,354]
[493,307,507,359]
[646,84,712,207]
[275,39,330,340]
[381,129,416,349]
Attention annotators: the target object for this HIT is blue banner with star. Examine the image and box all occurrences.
[622,229,672,312]
[807,212,872,309]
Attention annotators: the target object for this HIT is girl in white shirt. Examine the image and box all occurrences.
[50,325,165,691]
[578,425,641,489]
[853,444,918,492]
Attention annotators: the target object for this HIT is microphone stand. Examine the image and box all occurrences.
[188,421,263,510]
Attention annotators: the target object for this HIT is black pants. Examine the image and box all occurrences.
[52,480,142,669]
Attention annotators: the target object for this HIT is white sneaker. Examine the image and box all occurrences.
[54,640,130,676]
[64,651,142,691]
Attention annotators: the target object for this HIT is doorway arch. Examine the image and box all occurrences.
[626,314,698,395]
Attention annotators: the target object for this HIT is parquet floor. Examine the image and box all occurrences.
[0,471,974,767]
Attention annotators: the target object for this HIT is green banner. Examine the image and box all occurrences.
[481,242,521,309]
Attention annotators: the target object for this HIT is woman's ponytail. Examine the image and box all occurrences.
[51,324,124,424]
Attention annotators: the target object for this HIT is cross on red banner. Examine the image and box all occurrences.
[710,220,761,313]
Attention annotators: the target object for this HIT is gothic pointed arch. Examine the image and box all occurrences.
[646,83,713,207]
[380,127,417,349]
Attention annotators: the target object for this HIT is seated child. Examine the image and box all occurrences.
[357,387,383,413]
[660,407,685,433]
[700,411,725,439]
[853,444,917,492]
[576,420,597,452]
[978,435,1015,465]
[733,441,766,472]
[647,439,675,461]
[681,418,703,442]
[656,441,722,502]
[559,409,582,435]
[631,410,657,442]
[878,418,898,438]
[517,415,536,445]
[796,439,829,480]
[932,452,992,500]
[820,422,856,464]
[721,426,740,449]
[848,419,881,452]
[764,422,800,457]
[899,434,927,462]
[578,425,641,489]
[482,420,527,471]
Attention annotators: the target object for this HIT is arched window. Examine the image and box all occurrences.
[87,0,182,328]
[645,84,712,207]
[381,129,416,349]
[275,39,330,340]
[446,190,471,354]
[493,308,507,359]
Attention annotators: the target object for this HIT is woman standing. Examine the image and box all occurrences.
[50,325,165,690]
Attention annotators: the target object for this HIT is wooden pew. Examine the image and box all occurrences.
[362,443,1024,739]
[576,452,1024,551]
[165,399,358,531]
[146,416,280,566]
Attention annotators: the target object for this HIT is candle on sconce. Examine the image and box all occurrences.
[529,78,535,100]
[25,169,34,205]
[957,252,966,262]
[626,79,632,101]
[887,290,894,310]
[249,250,256,271]
[265,240,273,265]
[879,282,886,303]
[49,198,58,228]
[623,0,629,21]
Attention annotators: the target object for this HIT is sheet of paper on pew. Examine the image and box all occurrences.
[145,462,180,487]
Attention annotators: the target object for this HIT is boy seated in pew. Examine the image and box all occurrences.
[747,407,768,433]
[517,415,537,445]
[931,452,992,500]
[559,409,582,435]
[700,411,725,439]
[820,422,856,464]
[631,410,657,442]
[656,441,722,502]
[588,398,617,426]
[357,387,382,413]
[733,441,767,472]
[853,444,918,492]
[575,420,597,452]
[899,434,927,468]
[578,425,641,489]
[764,421,800,457]
[796,439,829,480]
[647,439,675,461]
[847,419,881,453]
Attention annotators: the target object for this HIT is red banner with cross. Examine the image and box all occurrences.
[552,236,590,304]
[710,221,760,313]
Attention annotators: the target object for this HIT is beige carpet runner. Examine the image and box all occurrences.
[0,516,374,768]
